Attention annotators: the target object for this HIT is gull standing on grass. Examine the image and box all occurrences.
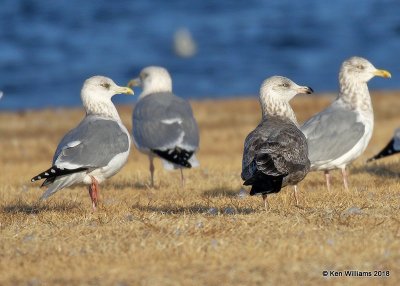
[301,57,391,191]
[241,76,312,209]
[128,66,199,187]
[367,128,400,162]
[31,76,134,211]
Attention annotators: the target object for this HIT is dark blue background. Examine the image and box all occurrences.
[0,0,399,110]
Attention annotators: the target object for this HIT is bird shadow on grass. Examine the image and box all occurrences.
[130,202,256,215]
[202,187,241,198]
[2,201,80,214]
[351,163,400,179]
[105,181,152,190]
[131,202,209,214]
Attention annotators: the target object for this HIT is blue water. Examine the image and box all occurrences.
[1,0,400,110]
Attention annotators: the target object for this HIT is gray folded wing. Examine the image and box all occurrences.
[301,102,365,163]
[132,92,199,151]
[393,128,400,151]
[241,117,309,182]
[53,115,130,169]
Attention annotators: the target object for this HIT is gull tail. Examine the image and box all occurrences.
[188,154,199,168]
[152,147,194,168]
[40,173,84,200]
[367,139,399,162]
[244,173,284,196]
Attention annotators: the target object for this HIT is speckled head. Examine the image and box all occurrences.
[128,66,173,98]
[260,76,313,102]
[340,57,391,83]
[259,76,313,124]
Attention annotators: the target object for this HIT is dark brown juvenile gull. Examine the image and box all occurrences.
[31,76,134,211]
[128,66,199,187]
[241,76,312,209]
[301,57,391,191]
[367,128,400,162]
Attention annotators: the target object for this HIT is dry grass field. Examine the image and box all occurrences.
[1,92,400,285]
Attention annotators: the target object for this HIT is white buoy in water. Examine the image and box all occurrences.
[173,27,197,58]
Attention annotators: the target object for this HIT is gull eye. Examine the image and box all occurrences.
[356,65,365,70]
[101,82,111,89]
[281,82,290,88]
[141,73,148,79]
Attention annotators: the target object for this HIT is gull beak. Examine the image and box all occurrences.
[374,69,391,78]
[128,77,142,88]
[116,86,134,95]
[297,86,314,94]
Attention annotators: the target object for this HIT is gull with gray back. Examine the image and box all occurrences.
[301,57,391,191]
[129,66,199,187]
[31,76,134,210]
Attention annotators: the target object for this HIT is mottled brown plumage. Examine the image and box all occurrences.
[242,117,310,193]
[241,76,311,208]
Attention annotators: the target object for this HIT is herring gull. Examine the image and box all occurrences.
[367,128,400,162]
[31,76,134,210]
[241,76,312,209]
[301,57,391,191]
[128,66,199,187]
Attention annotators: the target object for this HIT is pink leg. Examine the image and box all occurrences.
[88,176,99,211]
[341,167,349,191]
[180,168,185,188]
[324,170,331,191]
[293,185,299,206]
[262,193,269,211]
[149,155,155,188]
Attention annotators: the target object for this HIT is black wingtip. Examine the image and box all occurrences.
[152,147,194,168]
[367,139,399,163]
[245,173,284,196]
[31,166,88,183]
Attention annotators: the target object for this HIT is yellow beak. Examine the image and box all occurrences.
[116,86,134,95]
[127,78,141,88]
[374,69,391,78]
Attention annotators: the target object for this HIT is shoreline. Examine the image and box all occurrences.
[0,89,398,113]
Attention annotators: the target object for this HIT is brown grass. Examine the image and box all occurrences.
[1,92,400,285]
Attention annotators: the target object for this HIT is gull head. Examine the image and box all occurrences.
[128,66,172,98]
[260,76,313,102]
[82,76,133,100]
[340,57,391,83]
[81,76,133,118]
